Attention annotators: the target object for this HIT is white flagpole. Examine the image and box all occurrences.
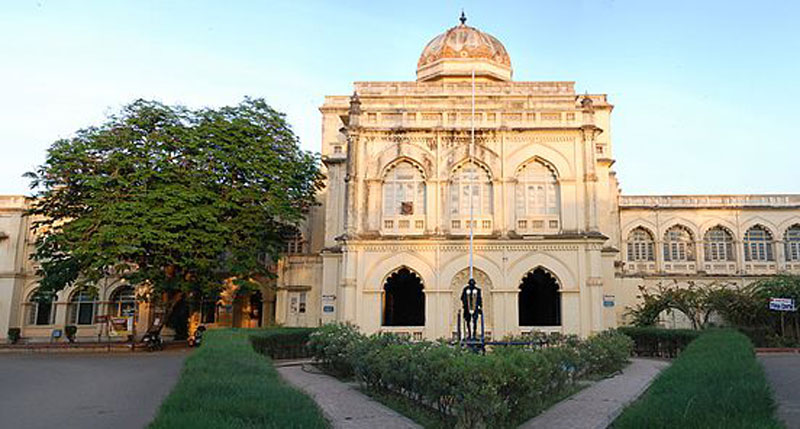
[469,68,475,281]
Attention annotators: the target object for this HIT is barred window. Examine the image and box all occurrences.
[515,161,559,217]
[786,225,800,262]
[450,164,492,216]
[704,226,735,261]
[383,162,426,217]
[743,225,774,261]
[663,225,694,262]
[627,228,655,261]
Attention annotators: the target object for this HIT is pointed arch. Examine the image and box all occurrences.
[627,226,655,262]
[518,267,561,327]
[704,225,736,262]
[785,224,800,262]
[743,224,775,262]
[382,266,425,327]
[663,224,695,262]
[515,159,560,232]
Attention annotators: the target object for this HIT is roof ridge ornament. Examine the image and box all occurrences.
[459,10,467,25]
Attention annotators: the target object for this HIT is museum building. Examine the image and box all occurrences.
[1,17,799,342]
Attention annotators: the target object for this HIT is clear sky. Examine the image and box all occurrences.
[1,0,798,195]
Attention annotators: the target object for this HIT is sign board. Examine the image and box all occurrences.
[769,298,796,312]
[323,305,335,313]
[109,317,131,336]
[322,294,337,302]
[603,295,615,308]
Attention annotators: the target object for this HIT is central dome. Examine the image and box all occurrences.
[416,15,512,82]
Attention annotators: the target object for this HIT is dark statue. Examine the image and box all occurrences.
[460,278,483,339]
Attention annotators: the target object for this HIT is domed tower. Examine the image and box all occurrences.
[416,12,512,82]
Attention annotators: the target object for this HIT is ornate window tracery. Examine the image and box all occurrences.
[704,226,735,261]
[449,163,492,233]
[515,160,560,233]
[743,225,774,261]
[627,227,655,262]
[382,161,426,233]
[663,225,695,262]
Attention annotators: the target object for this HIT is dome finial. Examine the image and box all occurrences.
[459,10,467,25]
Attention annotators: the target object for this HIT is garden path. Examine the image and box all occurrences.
[759,353,800,429]
[520,358,668,429]
[277,363,421,429]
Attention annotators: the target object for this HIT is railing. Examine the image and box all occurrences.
[620,194,800,208]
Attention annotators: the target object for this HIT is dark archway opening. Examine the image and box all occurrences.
[382,268,425,326]
[518,268,561,326]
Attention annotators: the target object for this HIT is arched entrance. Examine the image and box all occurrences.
[451,268,492,331]
[382,267,425,326]
[518,267,561,326]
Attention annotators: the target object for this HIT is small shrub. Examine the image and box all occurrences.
[7,328,21,344]
[64,325,77,343]
[618,326,700,358]
[249,327,316,359]
[307,322,366,377]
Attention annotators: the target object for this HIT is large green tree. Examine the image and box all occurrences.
[25,98,322,316]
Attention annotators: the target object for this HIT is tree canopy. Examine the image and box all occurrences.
[25,98,322,301]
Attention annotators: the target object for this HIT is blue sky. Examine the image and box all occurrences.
[1,0,798,195]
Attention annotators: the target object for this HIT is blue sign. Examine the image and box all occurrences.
[769,298,796,312]
[323,305,335,313]
[603,295,615,308]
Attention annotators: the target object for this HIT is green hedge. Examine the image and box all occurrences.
[150,329,327,428]
[309,323,632,428]
[618,326,700,358]
[614,330,781,429]
[249,327,317,360]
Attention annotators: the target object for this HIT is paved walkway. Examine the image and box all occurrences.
[521,358,669,429]
[0,350,188,429]
[759,353,800,429]
[277,364,421,429]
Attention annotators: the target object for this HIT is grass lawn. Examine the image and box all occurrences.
[150,328,328,429]
[613,329,781,429]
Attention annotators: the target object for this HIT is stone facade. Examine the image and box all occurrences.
[274,20,800,339]
[1,20,798,342]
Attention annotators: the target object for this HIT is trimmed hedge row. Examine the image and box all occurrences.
[309,323,632,427]
[618,326,700,358]
[150,329,327,428]
[249,327,317,360]
[614,329,781,428]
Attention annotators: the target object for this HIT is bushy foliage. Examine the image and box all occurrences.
[307,322,366,377]
[626,276,800,346]
[618,326,701,358]
[249,327,317,359]
[614,330,780,428]
[7,328,21,344]
[309,323,632,427]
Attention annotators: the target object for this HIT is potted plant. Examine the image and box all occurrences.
[7,328,20,344]
[64,325,77,343]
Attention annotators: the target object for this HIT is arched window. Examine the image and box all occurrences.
[518,268,560,326]
[27,289,56,326]
[663,225,695,262]
[110,286,137,318]
[382,268,425,327]
[382,161,426,232]
[68,289,97,325]
[449,163,492,231]
[627,228,655,261]
[786,225,800,262]
[744,225,774,261]
[515,161,560,232]
[704,226,735,261]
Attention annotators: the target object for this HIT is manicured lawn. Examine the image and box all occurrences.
[613,329,781,429]
[150,329,328,429]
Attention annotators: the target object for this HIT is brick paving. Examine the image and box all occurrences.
[520,358,669,429]
[759,353,800,429]
[277,364,421,429]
